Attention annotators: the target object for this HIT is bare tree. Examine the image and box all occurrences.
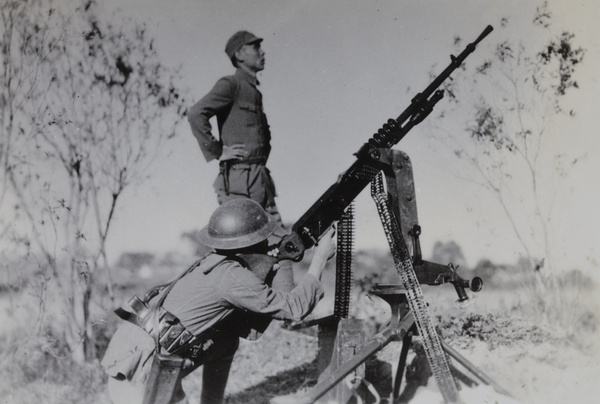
[430,2,585,275]
[0,0,187,361]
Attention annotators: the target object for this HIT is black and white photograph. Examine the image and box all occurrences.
[0,1,598,403]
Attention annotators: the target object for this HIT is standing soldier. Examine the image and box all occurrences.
[187,31,295,291]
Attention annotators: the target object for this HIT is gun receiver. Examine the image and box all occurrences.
[278,25,493,261]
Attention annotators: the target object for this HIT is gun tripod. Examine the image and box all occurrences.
[267,27,497,403]
[276,149,507,404]
[292,285,511,404]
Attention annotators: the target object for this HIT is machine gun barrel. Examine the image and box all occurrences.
[278,26,493,261]
[394,25,493,132]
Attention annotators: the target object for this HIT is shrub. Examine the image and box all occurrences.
[0,326,109,403]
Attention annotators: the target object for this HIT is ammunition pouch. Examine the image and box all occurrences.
[117,295,218,361]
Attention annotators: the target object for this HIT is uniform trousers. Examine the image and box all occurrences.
[214,162,295,292]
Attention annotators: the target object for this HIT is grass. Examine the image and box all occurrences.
[0,332,110,404]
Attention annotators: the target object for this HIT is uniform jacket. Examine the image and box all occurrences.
[101,254,323,383]
[162,254,324,336]
[188,68,271,162]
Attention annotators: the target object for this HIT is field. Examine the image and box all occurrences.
[0,250,598,404]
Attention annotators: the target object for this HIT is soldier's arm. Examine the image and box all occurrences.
[187,76,236,162]
[306,227,336,280]
[220,231,334,321]
[220,263,324,322]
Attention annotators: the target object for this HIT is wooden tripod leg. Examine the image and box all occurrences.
[441,341,513,398]
[304,312,415,403]
[393,331,413,400]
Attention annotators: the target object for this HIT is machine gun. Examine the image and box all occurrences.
[277,25,494,264]
[267,26,511,404]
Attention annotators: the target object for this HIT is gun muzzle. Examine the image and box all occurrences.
[453,276,483,303]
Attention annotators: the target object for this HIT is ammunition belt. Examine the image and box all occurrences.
[334,203,354,319]
[371,173,459,403]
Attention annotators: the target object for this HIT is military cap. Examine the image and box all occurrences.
[225,31,263,62]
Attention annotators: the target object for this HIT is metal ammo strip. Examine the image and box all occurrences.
[334,203,355,319]
[371,173,459,403]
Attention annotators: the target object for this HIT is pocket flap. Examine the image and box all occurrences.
[238,102,257,112]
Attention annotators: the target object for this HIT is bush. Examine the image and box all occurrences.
[0,327,109,404]
[436,312,554,350]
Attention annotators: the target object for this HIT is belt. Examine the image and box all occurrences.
[116,296,212,360]
[219,156,267,167]
[115,256,225,360]
[158,315,215,360]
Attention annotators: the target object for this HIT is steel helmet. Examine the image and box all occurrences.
[198,199,277,250]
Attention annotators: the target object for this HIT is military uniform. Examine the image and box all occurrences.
[188,55,294,291]
[188,68,275,206]
[102,253,324,404]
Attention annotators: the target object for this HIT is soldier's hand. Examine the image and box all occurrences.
[220,144,247,161]
[315,226,336,262]
[307,227,336,280]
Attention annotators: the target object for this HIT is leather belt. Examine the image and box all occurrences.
[220,156,266,167]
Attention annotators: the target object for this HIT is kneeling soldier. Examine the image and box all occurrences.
[101,199,335,404]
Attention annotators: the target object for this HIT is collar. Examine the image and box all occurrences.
[201,253,228,274]
[235,68,260,87]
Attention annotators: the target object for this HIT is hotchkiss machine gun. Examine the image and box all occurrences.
[271,25,512,404]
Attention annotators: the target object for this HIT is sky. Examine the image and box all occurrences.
[92,0,599,275]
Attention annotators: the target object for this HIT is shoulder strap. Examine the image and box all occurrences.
[155,252,226,308]
[114,255,211,326]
